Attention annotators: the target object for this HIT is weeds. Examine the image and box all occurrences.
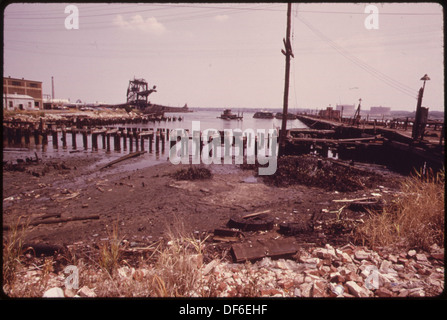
[3,216,29,287]
[355,168,444,250]
[99,219,123,274]
[152,223,209,297]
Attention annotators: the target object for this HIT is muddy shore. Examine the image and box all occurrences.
[3,151,405,253]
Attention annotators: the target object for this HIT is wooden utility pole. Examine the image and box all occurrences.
[279,3,294,156]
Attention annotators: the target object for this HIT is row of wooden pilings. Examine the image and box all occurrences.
[3,125,172,153]
[4,123,278,156]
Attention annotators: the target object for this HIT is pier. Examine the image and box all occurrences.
[289,114,444,173]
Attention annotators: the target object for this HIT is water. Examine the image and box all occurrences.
[3,110,308,171]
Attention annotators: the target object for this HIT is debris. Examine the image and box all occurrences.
[227,212,274,232]
[278,221,312,236]
[43,287,65,298]
[241,210,271,219]
[23,243,64,256]
[213,228,244,242]
[99,151,146,170]
[4,214,100,230]
[172,166,212,180]
[78,285,97,298]
[230,238,298,262]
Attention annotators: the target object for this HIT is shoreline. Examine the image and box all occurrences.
[2,148,444,298]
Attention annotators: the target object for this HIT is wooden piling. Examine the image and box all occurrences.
[149,132,153,152]
[34,129,40,145]
[61,127,67,149]
[106,133,111,152]
[72,127,77,149]
[24,127,30,145]
[82,130,88,150]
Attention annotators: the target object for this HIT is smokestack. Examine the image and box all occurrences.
[51,76,55,100]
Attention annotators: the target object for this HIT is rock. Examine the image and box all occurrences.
[430,252,444,261]
[407,249,417,258]
[64,288,77,297]
[78,285,97,298]
[43,287,65,298]
[329,283,345,297]
[202,259,219,275]
[354,250,370,261]
[375,287,394,297]
[416,253,428,262]
[346,281,369,298]
[408,287,425,297]
[117,266,135,280]
[388,254,398,264]
[300,282,313,297]
[312,280,327,297]
[379,259,392,273]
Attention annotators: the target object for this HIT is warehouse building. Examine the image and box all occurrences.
[3,76,43,110]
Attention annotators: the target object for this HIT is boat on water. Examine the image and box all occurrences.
[218,109,243,120]
[253,111,274,119]
[275,112,297,120]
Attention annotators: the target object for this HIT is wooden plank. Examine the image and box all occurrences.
[231,238,298,262]
[3,214,99,230]
[99,151,146,170]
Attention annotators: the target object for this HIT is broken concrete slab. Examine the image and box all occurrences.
[231,238,298,263]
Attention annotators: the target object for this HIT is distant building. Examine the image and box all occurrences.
[43,97,70,109]
[3,76,43,109]
[336,104,355,117]
[3,93,37,111]
[370,106,391,115]
[319,107,341,120]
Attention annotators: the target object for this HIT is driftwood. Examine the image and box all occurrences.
[242,209,271,219]
[99,151,146,170]
[3,214,99,230]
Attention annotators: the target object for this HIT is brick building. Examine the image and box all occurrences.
[3,77,43,109]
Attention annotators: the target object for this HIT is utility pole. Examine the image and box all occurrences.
[412,74,430,140]
[279,3,294,156]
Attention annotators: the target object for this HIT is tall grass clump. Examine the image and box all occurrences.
[99,220,123,275]
[355,167,444,250]
[151,221,208,297]
[3,217,29,287]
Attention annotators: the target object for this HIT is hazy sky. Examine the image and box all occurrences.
[3,2,444,111]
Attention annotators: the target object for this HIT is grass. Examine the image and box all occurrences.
[2,216,29,287]
[355,167,445,250]
[99,219,123,275]
[151,220,209,297]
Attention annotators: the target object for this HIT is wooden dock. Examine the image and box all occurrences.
[289,114,444,173]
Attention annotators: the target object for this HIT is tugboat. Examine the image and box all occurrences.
[253,111,274,119]
[275,112,297,120]
[218,109,243,120]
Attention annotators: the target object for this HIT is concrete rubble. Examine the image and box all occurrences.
[191,243,444,298]
[35,243,443,298]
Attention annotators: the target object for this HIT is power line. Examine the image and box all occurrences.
[296,15,418,99]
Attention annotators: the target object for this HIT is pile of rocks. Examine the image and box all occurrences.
[36,243,443,298]
[194,243,444,298]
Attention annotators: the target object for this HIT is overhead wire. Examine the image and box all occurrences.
[296,14,418,99]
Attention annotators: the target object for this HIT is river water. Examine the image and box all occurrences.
[3,110,308,171]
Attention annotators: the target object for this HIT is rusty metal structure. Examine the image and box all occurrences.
[126,78,157,110]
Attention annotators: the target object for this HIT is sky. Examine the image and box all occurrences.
[3,2,444,111]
